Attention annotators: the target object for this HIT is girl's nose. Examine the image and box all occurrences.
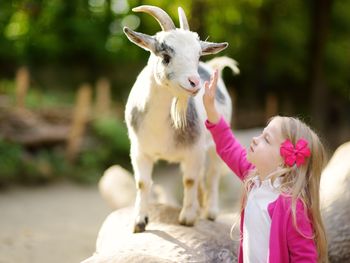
[252,137,258,145]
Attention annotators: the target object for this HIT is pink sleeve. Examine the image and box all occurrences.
[205,116,254,181]
[287,200,318,262]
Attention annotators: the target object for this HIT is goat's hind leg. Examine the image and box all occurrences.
[131,151,153,233]
[179,154,204,226]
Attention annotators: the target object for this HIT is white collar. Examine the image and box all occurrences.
[252,175,282,189]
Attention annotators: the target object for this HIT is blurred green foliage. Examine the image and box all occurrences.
[0,0,350,117]
[0,75,131,185]
[0,0,349,184]
[0,0,349,101]
[0,114,130,186]
[0,137,23,183]
[92,117,130,153]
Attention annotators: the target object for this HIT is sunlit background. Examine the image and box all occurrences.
[0,1,349,261]
[1,0,349,184]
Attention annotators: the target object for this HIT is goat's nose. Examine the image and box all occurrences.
[188,76,200,88]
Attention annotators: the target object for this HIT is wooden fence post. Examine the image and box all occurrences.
[15,66,29,108]
[66,84,92,162]
[95,77,111,118]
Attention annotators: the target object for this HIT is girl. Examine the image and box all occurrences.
[203,70,328,263]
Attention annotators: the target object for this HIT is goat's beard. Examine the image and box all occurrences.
[170,96,188,130]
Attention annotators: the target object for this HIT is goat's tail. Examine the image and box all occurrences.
[206,56,240,77]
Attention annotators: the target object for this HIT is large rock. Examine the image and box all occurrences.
[320,142,350,263]
[81,204,239,263]
[85,142,350,263]
[98,165,136,209]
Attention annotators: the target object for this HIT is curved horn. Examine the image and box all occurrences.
[132,5,176,31]
[178,7,189,30]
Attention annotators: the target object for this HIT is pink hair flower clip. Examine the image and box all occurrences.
[280,139,311,167]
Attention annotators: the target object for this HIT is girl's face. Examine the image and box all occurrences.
[247,118,285,180]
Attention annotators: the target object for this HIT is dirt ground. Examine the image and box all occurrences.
[0,129,261,263]
[0,182,110,263]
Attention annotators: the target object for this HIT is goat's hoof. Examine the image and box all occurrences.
[179,208,197,226]
[133,216,149,233]
[206,214,216,221]
[204,209,218,221]
[179,219,195,227]
[134,222,146,233]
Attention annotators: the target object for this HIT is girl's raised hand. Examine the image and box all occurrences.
[203,69,220,124]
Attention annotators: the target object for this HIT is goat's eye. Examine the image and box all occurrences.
[162,54,171,65]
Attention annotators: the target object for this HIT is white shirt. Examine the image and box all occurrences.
[243,176,281,263]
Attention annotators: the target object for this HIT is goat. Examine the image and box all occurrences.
[123,5,239,233]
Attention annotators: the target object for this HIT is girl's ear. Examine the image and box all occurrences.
[123,27,157,53]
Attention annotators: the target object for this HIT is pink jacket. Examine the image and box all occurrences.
[206,116,318,263]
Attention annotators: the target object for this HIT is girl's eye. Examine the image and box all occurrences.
[264,136,269,144]
[162,54,171,65]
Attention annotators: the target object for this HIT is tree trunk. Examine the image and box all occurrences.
[308,0,333,132]
[255,2,275,119]
[190,0,207,38]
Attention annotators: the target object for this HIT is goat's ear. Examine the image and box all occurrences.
[123,27,156,52]
[200,41,228,56]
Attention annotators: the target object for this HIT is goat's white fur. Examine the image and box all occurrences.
[123,5,238,232]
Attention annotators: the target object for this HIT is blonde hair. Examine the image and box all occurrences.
[238,116,328,263]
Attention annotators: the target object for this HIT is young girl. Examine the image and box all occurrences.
[203,70,328,263]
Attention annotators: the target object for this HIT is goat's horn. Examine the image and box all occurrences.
[132,5,176,31]
[178,7,189,30]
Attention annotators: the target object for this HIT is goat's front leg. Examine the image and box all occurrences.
[131,150,153,233]
[179,153,204,226]
[203,148,222,221]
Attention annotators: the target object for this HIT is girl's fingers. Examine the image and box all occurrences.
[204,81,209,94]
[213,69,218,85]
[212,69,218,87]
[209,69,218,96]
[203,70,219,102]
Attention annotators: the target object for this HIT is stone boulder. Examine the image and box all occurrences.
[320,142,350,263]
[98,165,136,209]
[84,141,350,263]
[81,204,239,263]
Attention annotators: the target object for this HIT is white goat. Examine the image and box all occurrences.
[123,5,239,233]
